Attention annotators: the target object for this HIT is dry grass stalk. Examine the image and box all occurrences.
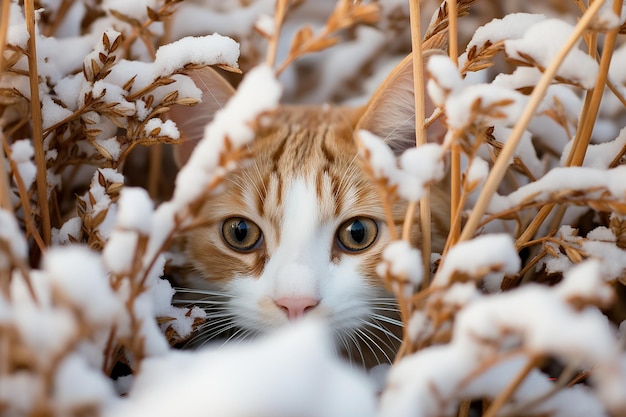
[407,0,431,288]
[25,0,52,246]
[0,0,11,213]
[266,0,289,68]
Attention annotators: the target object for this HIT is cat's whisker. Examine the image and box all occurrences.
[360,320,402,352]
[353,328,386,366]
[369,313,403,328]
[354,328,380,366]
[361,318,403,345]
[343,330,366,368]
[174,287,234,297]
[370,305,401,313]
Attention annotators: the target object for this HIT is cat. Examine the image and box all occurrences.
[168,53,450,367]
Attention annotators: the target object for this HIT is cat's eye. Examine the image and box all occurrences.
[222,217,263,252]
[336,217,378,253]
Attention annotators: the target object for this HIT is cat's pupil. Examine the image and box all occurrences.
[350,220,365,243]
[234,220,248,242]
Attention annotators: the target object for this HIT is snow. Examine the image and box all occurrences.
[109,320,376,417]
[0,209,28,267]
[377,240,423,294]
[44,246,123,326]
[102,231,139,275]
[149,277,205,340]
[445,83,528,129]
[103,0,158,20]
[171,64,281,210]
[555,260,613,305]
[358,131,445,202]
[143,118,180,139]
[465,156,489,191]
[504,19,599,89]
[488,166,626,213]
[466,13,546,52]
[41,95,74,129]
[398,144,445,201]
[255,13,275,37]
[93,136,121,161]
[7,3,29,48]
[116,187,154,235]
[433,234,520,287]
[153,35,240,78]
[562,125,626,168]
[53,353,117,413]
[357,129,400,184]
[9,139,37,190]
[426,55,463,106]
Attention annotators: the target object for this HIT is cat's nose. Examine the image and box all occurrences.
[275,297,319,320]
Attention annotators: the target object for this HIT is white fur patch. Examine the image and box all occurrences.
[225,177,378,333]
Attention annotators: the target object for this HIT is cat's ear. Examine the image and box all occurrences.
[356,50,445,154]
[169,66,236,167]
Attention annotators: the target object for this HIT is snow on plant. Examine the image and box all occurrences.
[1,1,626,417]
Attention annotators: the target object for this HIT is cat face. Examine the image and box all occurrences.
[170,54,449,365]
[182,107,400,360]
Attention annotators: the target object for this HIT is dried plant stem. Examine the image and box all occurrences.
[506,361,580,416]
[442,188,467,256]
[377,185,399,241]
[566,0,621,167]
[266,0,289,68]
[1,137,46,252]
[401,201,417,241]
[407,0,431,286]
[0,0,10,77]
[516,0,621,249]
[458,0,604,244]
[0,0,13,213]
[25,0,52,246]
[447,1,462,247]
[457,400,471,417]
[483,355,539,417]
[148,144,162,199]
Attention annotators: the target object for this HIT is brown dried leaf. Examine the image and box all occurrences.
[147,6,160,21]
[102,32,111,51]
[289,25,314,56]
[306,37,339,54]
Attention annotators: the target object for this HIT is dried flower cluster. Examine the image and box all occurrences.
[1,1,626,417]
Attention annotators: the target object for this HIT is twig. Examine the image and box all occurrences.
[266,0,289,68]
[448,1,462,248]
[148,144,163,199]
[458,0,605,244]
[1,136,46,252]
[25,0,52,246]
[483,355,540,417]
[408,0,431,287]
[0,0,13,213]
[566,0,622,167]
